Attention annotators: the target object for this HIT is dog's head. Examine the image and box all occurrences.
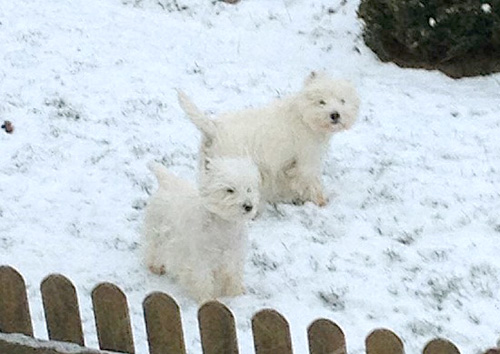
[199,157,260,222]
[297,71,360,135]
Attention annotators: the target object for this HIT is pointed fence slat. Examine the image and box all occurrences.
[252,309,293,354]
[198,301,238,354]
[143,292,186,354]
[307,319,346,354]
[92,283,135,354]
[0,266,33,336]
[365,328,404,354]
[41,274,84,345]
[423,339,460,354]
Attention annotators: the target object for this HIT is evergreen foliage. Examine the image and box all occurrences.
[358,0,500,77]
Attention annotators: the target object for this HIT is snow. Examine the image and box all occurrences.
[1,0,500,353]
[481,3,492,13]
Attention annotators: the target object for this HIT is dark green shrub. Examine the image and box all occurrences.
[358,0,500,77]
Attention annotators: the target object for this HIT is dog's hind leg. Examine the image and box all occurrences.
[143,221,173,275]
[144,231,167,275]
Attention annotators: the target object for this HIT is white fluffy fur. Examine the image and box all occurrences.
[177,71,360,208]
[143,158,260,303]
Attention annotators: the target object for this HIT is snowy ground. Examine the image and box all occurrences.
[1,0,500,353]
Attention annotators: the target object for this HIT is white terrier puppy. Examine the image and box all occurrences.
[143,158,260,303]
[177,71,360,208]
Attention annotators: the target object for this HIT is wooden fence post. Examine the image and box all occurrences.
[307,319,346,354]
[41,274,85,345]
[143,292,186,354]
[0,266,33,336]
[483,349,500,354]
[365,328,404,354]
[92,282,135,353]
[198,301,239,354]
[423,338,460,354]
[252,309,293,354]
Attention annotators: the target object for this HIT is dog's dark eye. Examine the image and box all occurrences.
[226,188,235,194]
[319,100,327,106]
[340,99,346,105]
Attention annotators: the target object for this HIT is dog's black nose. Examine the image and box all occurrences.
[243,204,253,212]
[330,112,340,123]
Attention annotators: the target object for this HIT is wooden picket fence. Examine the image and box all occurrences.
[0,265,499,354]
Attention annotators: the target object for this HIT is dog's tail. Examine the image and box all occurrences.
[176,89,217,138]
[148,162,175,189]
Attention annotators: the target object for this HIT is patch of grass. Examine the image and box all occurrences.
[251,252,279,272]
[45,96,82,121]
[317,288,346,311]
[358,0,500,77]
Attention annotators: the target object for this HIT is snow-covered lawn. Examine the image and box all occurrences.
[1,0,500,353]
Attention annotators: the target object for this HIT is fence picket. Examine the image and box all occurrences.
[0,266,33,336]
[423,338,460,354]
[198,301,238,354]
[307,319,346,354]
[252,309,293,354]
[41,274,84,345]
[365,328,404,354]
[92,282,135,353]
[143,292,186,354]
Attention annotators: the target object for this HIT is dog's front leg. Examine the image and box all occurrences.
[285,161,328,207]
[299,174,328,207]
[187,266,217,304]
[218,266,245,297]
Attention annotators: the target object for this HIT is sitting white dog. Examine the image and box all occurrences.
[143,157,260,303]
[177,71,360,208]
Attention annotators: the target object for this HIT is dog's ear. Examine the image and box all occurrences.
[303,71,329,87]
[303,71,318,87]
[204,157,213,171]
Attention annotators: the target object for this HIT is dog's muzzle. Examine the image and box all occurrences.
[330,111,340,124]
[243,203,253,213]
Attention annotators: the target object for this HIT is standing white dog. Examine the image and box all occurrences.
[177,71,360,208]
[143,158,260,303]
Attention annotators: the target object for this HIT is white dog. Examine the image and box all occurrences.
[143,157,260,303]
[177,71,360,208]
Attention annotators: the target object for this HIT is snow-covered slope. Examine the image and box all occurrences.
[1,0,500,353]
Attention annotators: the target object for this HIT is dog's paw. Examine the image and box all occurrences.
[224,283,246,297]
[191,286,217,304]
[313,194,328,207]
[194,292,216,304]
[219,272,246,297]
[292,198,305,206]
[148,264,166,275]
